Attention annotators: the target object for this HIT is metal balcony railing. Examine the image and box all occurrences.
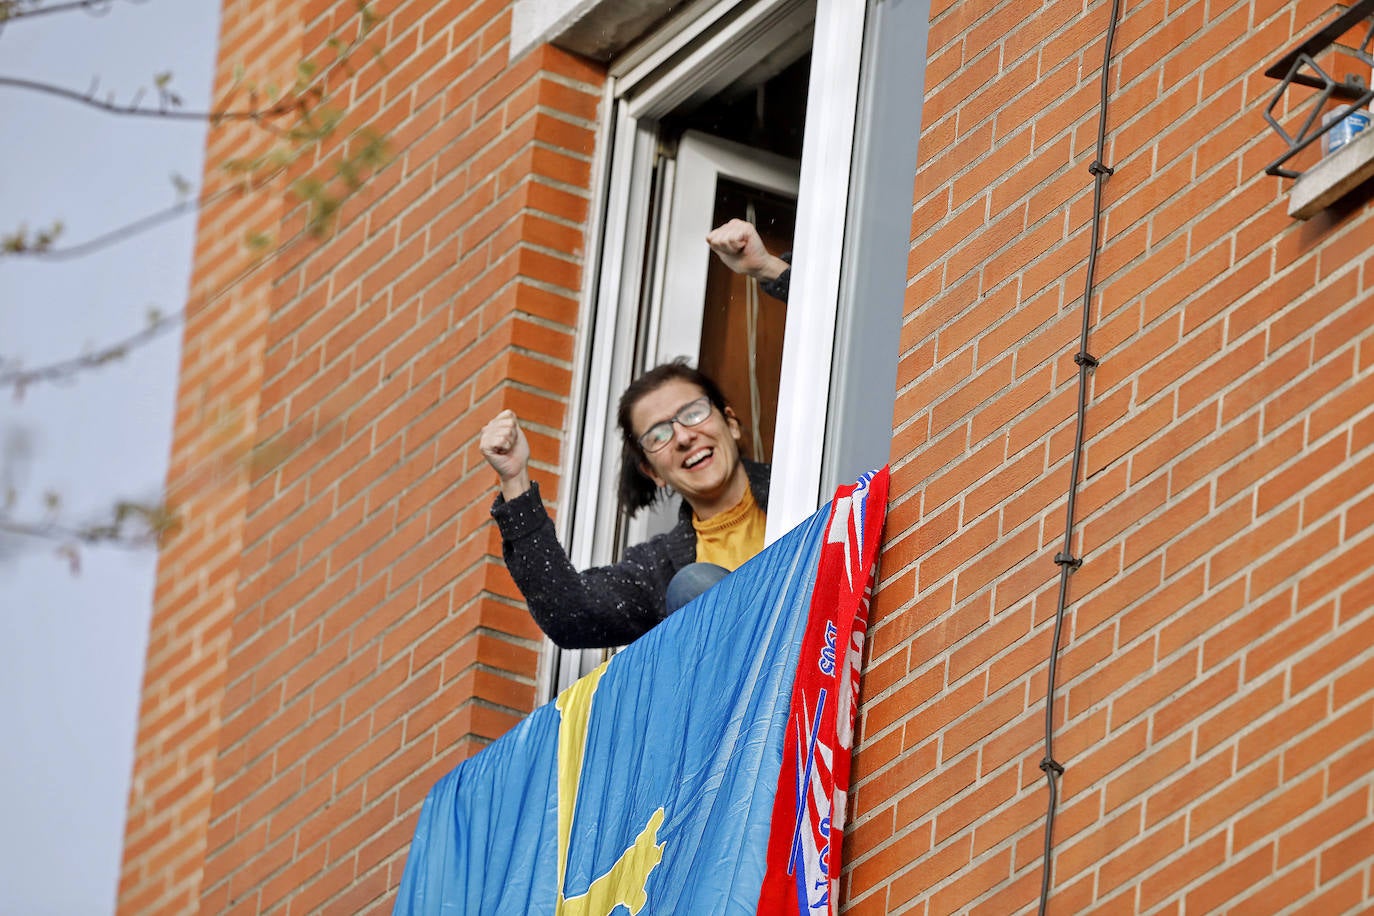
[1263,0,1374,178]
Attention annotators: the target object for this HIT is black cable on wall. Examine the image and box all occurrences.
[1036,0,1124,912]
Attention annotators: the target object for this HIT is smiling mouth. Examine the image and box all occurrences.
[683,448,713,469]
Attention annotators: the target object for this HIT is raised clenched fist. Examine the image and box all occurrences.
[480,409,532,499]
[705,219,789,281]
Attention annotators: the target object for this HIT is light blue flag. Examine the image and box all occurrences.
[394,502,830,915]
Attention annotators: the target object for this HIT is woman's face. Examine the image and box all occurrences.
[630,378,748,519]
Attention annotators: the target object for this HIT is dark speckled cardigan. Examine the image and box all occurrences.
[490,459,771,650]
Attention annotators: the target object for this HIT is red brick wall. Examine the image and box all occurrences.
[126,0,1374,913]
[850,0,1374,912]
[121,0,604,912]
[118,2,303,911]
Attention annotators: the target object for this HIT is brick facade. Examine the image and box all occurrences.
[122,0,1374,913]
[848,0,1374,912]
[117,1,304,910]
[120,1,603,912]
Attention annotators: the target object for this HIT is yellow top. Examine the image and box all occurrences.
[692,485,766,570]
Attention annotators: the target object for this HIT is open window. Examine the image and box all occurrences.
[632,130,799,539]
[543,0,930,694]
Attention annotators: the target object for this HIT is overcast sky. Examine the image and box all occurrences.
[0,1,219,912]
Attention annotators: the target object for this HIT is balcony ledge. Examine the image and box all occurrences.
[1289,121,1374,218]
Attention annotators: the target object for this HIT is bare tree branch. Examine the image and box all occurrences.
[0,212,321,391]
[1,1,384,262]
[9,197,194,260]
[1,1,380,123]
[3,168,288,260]
[0,487,176,559]
[0,73,317,121]
[0,0,143,26]
[0,1,390,573]
[0,514,166,550]
[1,116,391,389]
[0,311,183,390]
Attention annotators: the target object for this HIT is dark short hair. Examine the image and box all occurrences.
[616,358,729,516]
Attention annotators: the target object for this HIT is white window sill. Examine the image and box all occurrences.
[510,0,680,62]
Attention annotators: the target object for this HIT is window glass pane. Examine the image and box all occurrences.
[699,180,796,465]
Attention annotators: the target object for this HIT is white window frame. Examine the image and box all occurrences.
[650,131,800,374]
[765,0,866,541]
[630,130,800,545]
[541,0,930,696]
[544,0,827,695]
